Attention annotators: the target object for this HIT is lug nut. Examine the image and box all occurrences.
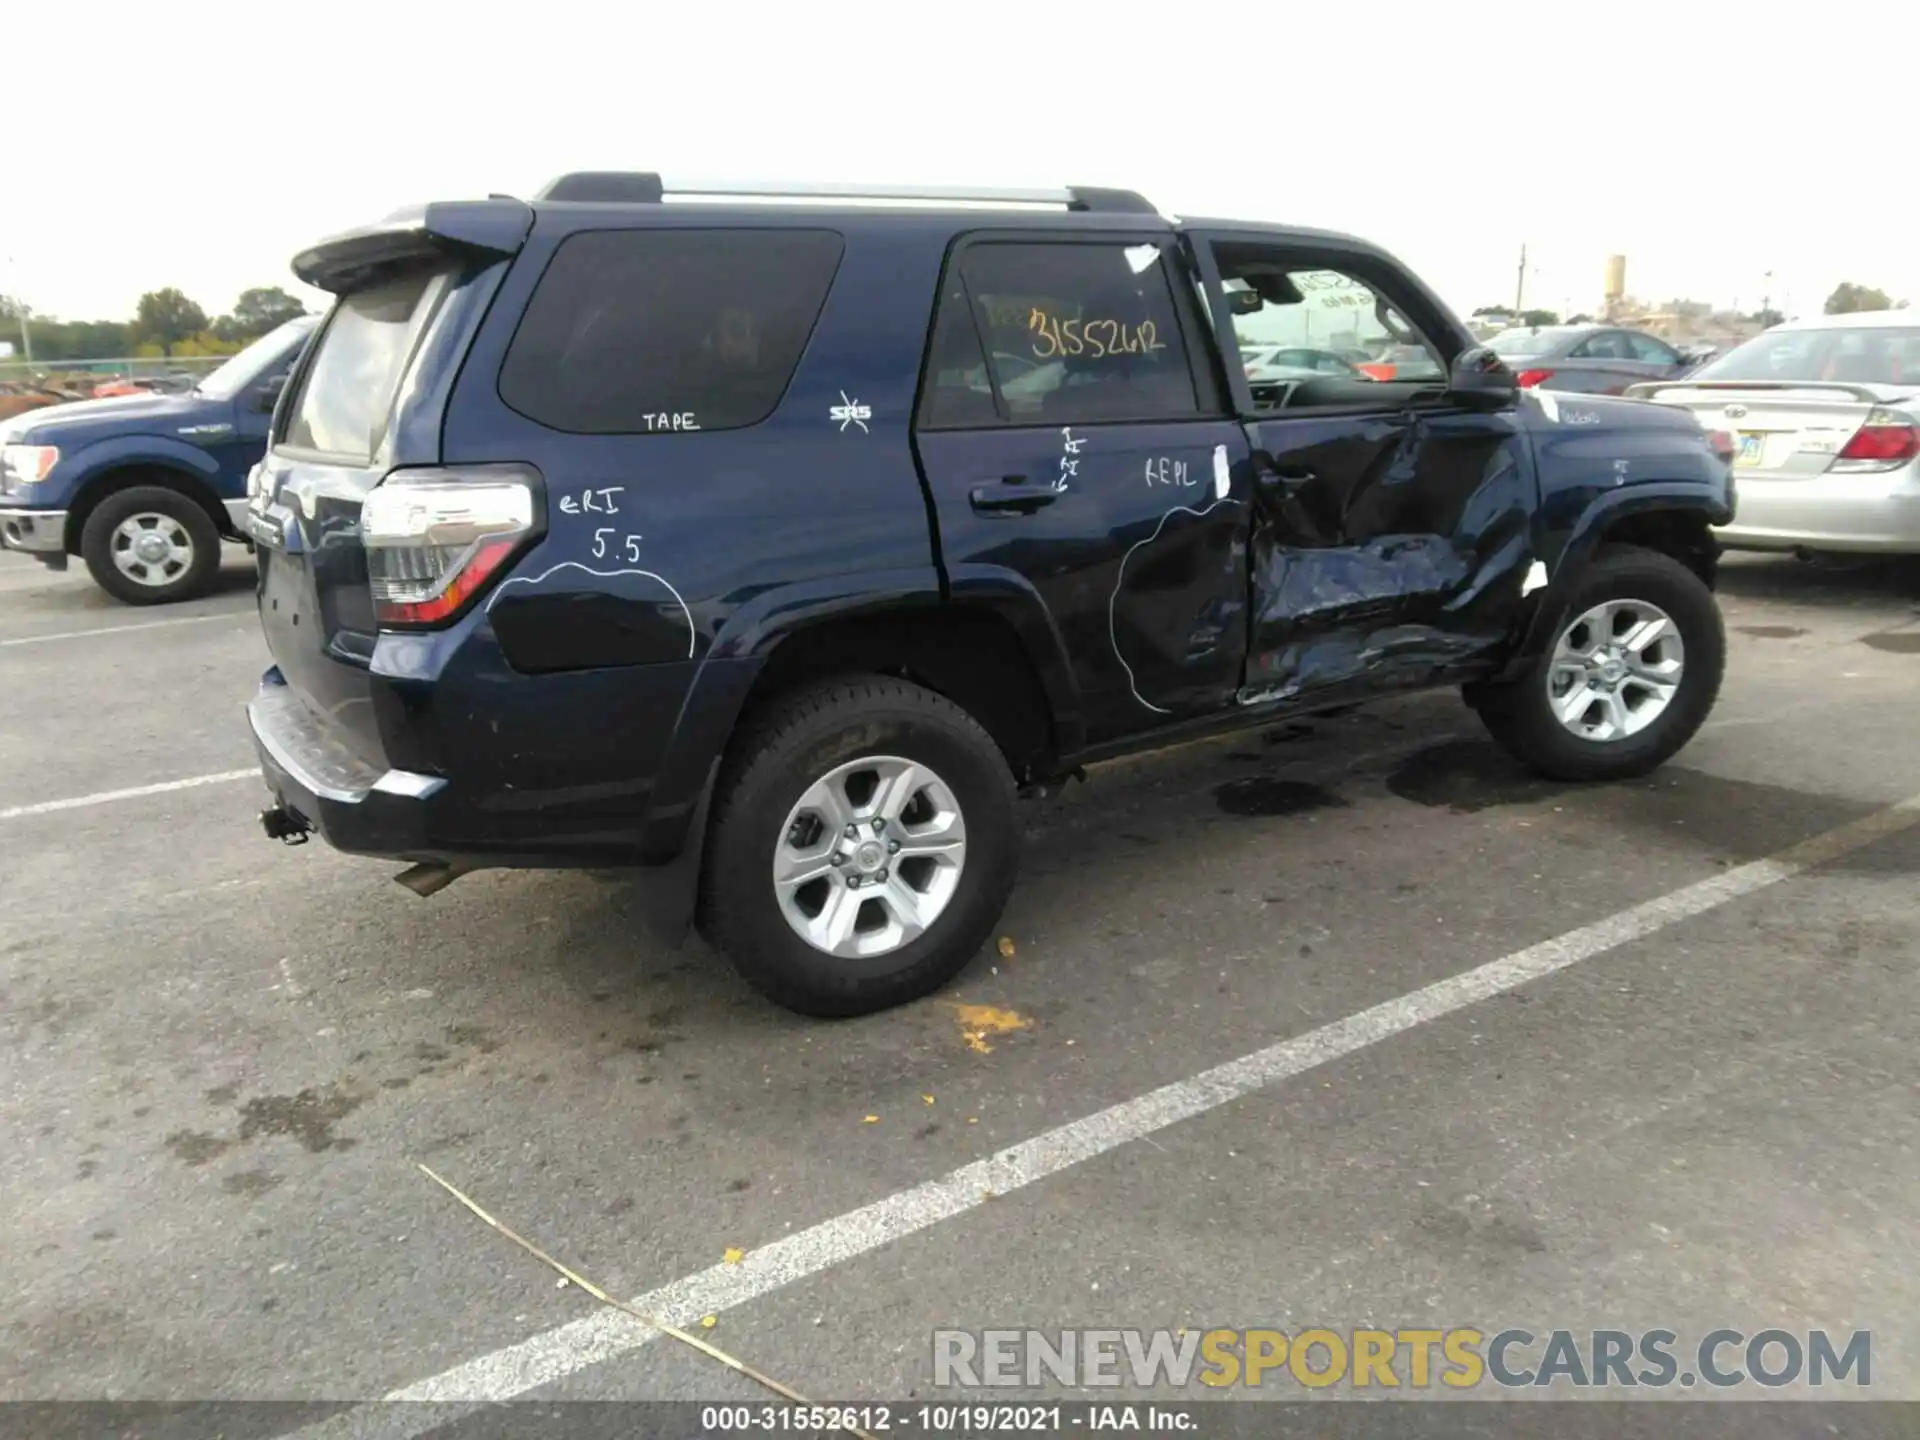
[844,823,859,838]
[872,818,886,834]
[876,868,888,882]
[887,840,901,854]
[829,852,846,866]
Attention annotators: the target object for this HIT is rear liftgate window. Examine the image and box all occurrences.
[282,267,440,462]
[498,229,845,434]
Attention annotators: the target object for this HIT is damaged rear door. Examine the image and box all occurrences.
[1190,232,1538,704]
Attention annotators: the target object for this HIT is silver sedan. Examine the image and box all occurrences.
[1627,311,1920,554]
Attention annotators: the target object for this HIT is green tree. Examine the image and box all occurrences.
[1519,308,1561,327]
[1751,308,1784,328]
[228,286,306,339]
[1824,283,1892,315]
[134,288,209,356]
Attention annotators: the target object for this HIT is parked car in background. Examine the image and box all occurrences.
[0,382,71,423]
[1242,345,1365,382]
[245,172,1731,1019]
[91,370,200,399]
[1486,324,1705,395]
[1628,310,1920,554]
[0,315,317,602]
[1356,344,1445,382]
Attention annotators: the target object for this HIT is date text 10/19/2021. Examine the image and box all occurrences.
[699,1404,1195,1433]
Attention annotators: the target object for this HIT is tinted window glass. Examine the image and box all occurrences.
[919,274,1000,429]
[197,318,314,401]
[1626,332,1679,364]
[1488,328,1560,358]
[499,229,844,434]
[282,271,437,461]
[1572,331,1632,360]
[923,242,1200,426]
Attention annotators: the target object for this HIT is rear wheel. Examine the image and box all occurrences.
[1470,544,1725,781]
[80,485,221,605]
[702,677,1019,1018]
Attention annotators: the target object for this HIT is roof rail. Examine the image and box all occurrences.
[531,173,1155,214]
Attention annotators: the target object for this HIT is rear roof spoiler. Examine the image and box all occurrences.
[292,198,535,294]
[1624,379,1895,404]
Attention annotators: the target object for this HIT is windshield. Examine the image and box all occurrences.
[1691,326,1920,387]
[1487,328,1563,358]
[195,318,314,401]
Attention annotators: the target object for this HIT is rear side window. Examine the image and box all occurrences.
[498,229,844,434]
[281,268,439,462]
[919,241,1203,429]
[1626,332,1679,364]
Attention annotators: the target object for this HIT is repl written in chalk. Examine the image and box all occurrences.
[1029,311,1168,360]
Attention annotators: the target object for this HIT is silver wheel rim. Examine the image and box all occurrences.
[110,512,195,587]
[1546,597,1686,743]
[773,754,968,959]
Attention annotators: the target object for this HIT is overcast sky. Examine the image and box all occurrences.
[5,1,1912,327]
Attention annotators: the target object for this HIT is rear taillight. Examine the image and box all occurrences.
[1704,429,1736,462]
[1831,410,1920,471]
[1514,368,1555,389]
[360,465,543,627]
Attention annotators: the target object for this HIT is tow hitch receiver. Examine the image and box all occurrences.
[259,803,311,845]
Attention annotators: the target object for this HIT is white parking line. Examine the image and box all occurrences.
[288,790,1920,1429]
[0,769,257,821]
[0,611,252,648]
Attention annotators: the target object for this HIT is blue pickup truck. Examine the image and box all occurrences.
[0,316,317,603]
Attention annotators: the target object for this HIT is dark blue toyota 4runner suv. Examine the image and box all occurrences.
[0,317,317,603]
[247,174,1734,1017]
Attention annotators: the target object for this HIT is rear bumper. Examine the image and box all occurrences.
[248,669,707,944]
[1715,469,1920,553]
[249,673,448,858]
[0,506,68,556]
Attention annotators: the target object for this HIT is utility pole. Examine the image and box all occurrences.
[2,254,29,364]
[1514,242,1528,314]
[1760,270,1773,324]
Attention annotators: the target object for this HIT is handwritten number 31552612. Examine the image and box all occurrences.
[1029,311,1168,361]
[592,529,643,563]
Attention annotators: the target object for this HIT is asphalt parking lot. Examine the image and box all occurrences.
[4,545,1918,1422]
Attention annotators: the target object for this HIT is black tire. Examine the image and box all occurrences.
[701,677,1020,1018]
[80,485,221,605]
[1470,543,1725,782]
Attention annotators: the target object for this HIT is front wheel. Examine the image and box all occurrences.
[700,677,1020,1018]
[1470,544,1725,782]
[80,485,221,605]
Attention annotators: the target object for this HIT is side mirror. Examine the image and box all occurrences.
[1226,288,1265,317]
[254,375,288,412]
[1446,345,1516,408]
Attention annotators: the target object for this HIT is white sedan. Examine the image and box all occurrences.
[1241,345,1367,383]
[1628,310,1920,553]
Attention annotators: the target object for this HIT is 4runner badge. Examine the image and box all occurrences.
[830,391,872,433]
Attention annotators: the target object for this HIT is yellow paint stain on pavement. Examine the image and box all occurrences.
[954,1003,1032,1054]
